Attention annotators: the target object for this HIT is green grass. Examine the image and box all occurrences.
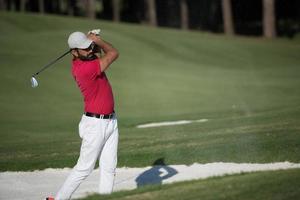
[79,169,300,200]
[0,11,300,171]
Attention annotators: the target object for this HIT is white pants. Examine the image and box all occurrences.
[55,114,119,200]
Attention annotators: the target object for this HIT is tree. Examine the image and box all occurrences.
[86,0,96,19]
[112,0,120,22]
[38,0,45,14]
[0,0,6,10]
[221,0,234,35]
[58,0,66,14]
[180,0,189,30]
[8,0,16,11]
[20,0,26,12]
[145,0,157,26]
[263,0,276,38]
[67,0,75,16]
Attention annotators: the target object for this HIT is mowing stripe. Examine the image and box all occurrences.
[1,162,300,200]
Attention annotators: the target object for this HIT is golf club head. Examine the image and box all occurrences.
[31,77,38,88]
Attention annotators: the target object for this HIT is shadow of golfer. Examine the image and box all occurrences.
[135,158,178,188]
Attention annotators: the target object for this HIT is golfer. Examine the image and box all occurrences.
[52,31,119,200]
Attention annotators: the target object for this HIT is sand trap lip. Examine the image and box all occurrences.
[137,119,208,128]
[1,162,300,200]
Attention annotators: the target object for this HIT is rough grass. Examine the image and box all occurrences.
[0,11,300,171]
[79,169,300,200]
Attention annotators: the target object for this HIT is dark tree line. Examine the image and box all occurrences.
[0,0,299,38]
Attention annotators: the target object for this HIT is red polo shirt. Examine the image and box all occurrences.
[72,58,114,115]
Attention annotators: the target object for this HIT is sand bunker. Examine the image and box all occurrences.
[1,162,300,200]
[137,119,208,128]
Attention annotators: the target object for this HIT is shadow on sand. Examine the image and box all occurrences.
[135,158,178,187]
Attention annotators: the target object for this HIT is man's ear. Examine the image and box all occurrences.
[71,49,78,57]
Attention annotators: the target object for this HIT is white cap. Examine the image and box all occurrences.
[68,31,93,49]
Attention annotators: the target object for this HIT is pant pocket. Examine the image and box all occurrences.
[78,118,85,139]
[79,116,101,139]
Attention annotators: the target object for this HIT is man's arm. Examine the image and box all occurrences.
[88,34,119,72]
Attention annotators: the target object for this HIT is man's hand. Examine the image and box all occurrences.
[88,29,101,35]
[87,33,100,43]
[87,29,101,42]
[87,33,118,72]
[86,33,102,55]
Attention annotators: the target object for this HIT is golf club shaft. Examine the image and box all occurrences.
[32,50,70,77]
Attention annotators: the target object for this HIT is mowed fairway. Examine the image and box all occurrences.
[0,11,300,175]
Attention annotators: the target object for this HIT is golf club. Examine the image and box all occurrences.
[31,49,71,88]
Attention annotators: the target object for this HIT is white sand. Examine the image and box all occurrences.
[137,119,208,128]
[1,162,300,200]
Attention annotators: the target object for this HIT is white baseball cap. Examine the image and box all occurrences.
[68,31,93,49]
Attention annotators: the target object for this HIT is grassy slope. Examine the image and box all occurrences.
[0,12,300,171]
[80,169,300,200]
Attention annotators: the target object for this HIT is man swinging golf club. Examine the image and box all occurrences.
[47,30,119,200]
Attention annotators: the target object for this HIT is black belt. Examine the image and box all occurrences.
[84,112,115,119]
